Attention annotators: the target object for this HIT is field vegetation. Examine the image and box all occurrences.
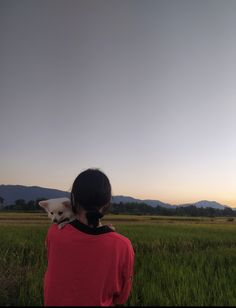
[1,213,236,306]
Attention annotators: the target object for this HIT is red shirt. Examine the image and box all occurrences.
[44,220,135,306]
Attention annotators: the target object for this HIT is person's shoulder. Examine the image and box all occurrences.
[47,223,74,234]
[108,230,133,249]
[46,224,58,236]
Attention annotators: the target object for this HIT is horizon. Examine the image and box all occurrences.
[0,182,235,209]
[1,1,236,210]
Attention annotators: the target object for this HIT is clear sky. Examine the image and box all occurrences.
[1,0,236,207]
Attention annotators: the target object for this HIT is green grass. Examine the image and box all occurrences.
[0,225,47,306]
[119,224,236,306]
[1,213,236,306]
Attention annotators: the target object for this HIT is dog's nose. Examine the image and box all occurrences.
[53,218,58,223]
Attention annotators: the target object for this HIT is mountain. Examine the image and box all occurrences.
[0,186,172,208]
[113,197,231,210]
[192,200,229,210]
[0,185,70,205]
[0,184,231,210]
[113,195,174,209]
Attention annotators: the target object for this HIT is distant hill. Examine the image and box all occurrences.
[180,200,229,210]
[113,196,231,210]
[0,185,70,205]
[0,184,232,210]
[113,195,174,209]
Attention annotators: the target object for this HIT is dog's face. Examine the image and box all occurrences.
[39,197,74,224]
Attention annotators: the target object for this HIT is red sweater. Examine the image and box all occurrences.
[44,220,134,306]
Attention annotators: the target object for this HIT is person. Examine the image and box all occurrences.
[43,168,135,306]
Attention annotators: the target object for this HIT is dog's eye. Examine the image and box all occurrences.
[58,211,63,215]
[50,212,54,215]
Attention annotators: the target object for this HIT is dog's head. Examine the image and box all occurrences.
[39,197,73,224]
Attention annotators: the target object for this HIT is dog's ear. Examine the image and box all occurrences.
[39,200,49,209]
[62,200,71,208]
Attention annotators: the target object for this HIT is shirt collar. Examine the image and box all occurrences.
[69,219,114,235]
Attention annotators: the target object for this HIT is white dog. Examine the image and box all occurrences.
[39,197,75,229]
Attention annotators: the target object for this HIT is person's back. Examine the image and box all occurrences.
[43,168,135,306]
[44,221,134,306]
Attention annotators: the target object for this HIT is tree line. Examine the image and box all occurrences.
[110,202,236,217]
[1,197,235,217]
[0,198,46,212]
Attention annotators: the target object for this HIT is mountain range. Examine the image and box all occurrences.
[0,184,232,210]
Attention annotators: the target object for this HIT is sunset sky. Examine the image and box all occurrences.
[1,0,236,207]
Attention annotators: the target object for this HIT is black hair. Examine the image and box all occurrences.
[71,168,112,227]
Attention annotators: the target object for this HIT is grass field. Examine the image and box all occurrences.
[1,212,236,306]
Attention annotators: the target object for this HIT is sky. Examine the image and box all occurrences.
[1,0,236,207]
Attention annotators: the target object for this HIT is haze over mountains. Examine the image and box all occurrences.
[0,185,231,210]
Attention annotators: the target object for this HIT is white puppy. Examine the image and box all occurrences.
[39,197,75,229]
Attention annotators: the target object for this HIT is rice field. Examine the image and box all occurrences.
[1,212,236,306]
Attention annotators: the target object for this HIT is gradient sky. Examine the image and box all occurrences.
[1,0,236,207]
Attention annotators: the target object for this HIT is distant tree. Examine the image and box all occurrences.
[0,196,4,210]
[223,207,234,217]
[15,199,26,206]
[111,202,236,218]
[27,200,36,211]
[12,199,27,210]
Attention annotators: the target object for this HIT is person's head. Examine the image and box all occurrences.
[71,168,112,227]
